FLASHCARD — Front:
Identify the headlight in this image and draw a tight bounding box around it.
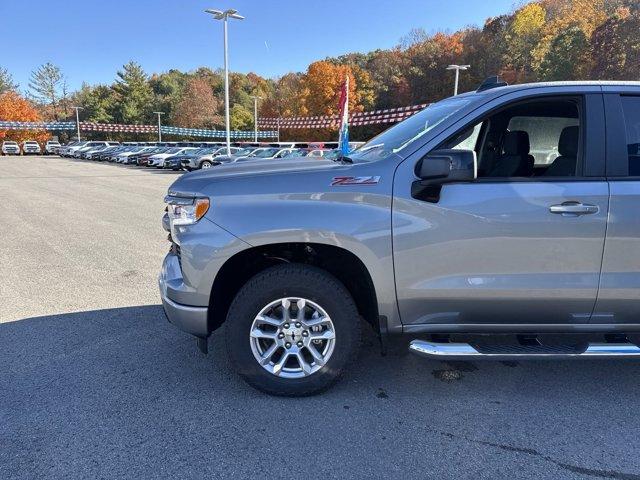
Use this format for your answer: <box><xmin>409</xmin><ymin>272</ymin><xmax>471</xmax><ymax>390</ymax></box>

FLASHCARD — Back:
<box><xmin>165</xmin><ymin>196</ymin><xmax>210</xmax><ymax>226</ymax></box>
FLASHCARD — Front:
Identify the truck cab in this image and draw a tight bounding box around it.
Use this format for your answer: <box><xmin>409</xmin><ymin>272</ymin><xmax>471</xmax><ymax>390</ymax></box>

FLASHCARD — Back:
<box><xmin>159</xmin><ymin>80</ymin><xmax>640</xmax><ymax>396</ymax></box>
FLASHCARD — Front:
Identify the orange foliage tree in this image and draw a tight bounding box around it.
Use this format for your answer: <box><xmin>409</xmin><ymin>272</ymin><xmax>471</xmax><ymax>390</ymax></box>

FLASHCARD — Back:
<box><xmin>298</xmin><ymin>61</ymin><xmax>361</xmax><ymax>117</ymax></box>
<box><xmin>0</xmin><ymin>91</ymin><xmax>49</xmax><ymax>144</ymax></box>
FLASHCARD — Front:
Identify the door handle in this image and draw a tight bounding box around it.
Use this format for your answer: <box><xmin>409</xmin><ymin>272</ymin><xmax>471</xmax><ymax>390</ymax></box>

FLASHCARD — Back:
<box><xmin>549</xmin><ymin>202</ymin><xmax>599</xmax><ymax>216</ymax></box>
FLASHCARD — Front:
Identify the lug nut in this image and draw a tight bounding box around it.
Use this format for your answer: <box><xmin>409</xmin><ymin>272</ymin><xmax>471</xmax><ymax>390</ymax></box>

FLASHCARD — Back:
<box><xmin>283</xmin><ymin>323</ymin><xmax>290</xmax><ymax>329</ymax></box>
<box><xmin>297</xmin><ymin>341</ymin><xmax>303</xmax><ymax>348</ymax></box>
<box><xmin>285</xmin><ymin>342</ymin><xmax>292</xmax><ymax>349</ymax></box>
<box><xmin>302</xmin><ymin>331</ymin><xmax>309</xmax><ymax>337</ymax></box>
<box><xmin>295</xmin><ymin>322</ymin><xmax>302</xmax><ymax>328</ymax></box>
<box><xmin>278</xmin><ymin>333</ymin><xmax>285</xmax><ymax>339</ymax></box>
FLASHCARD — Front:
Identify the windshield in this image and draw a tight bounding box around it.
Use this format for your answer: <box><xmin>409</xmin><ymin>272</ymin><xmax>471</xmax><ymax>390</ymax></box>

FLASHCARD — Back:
<box><xmin>250</xmin><ymin>148</ymin><xmax>279</xmax><ymax>158</ymax></box>
<box><xmin>234</xmin><ymin>148</ymin><xmax>256</xmax><ymax>156</ymax></box>
<box><xmin>349</xmin><ymin>96</ymin><xmax>472</xmax><ymax>162</ymax></box>
<box><xmin>165</xmin><ymin>148</ymin><xmax>181</xmax><ymax>154</ymax></box>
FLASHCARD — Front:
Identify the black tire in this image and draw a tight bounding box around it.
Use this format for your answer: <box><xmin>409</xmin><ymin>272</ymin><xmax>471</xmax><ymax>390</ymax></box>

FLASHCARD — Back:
<box><xmin>199</xmin><ymin>160</ymin><xmax>212</xmax><ymax>169</ymax></box>
<box><xmin>226</xmin><ymin>263</ymin><xmax>361</xmax><ymax>396</ymax></box>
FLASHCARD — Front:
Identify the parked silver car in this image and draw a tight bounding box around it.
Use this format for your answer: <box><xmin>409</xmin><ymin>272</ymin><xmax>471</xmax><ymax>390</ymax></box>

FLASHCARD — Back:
<box><xmin>160</xmin><ymin>80</ymin><xmax>640</xmax><ymax>396</ymax></box>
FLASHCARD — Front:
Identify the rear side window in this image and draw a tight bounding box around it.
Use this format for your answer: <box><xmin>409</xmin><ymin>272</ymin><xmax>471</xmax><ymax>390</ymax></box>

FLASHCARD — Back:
<box><xmin>508</xmin><ymin>116</ymin><xmax>579</xmax><ymax>166</ymax></box>
<box><xmin>621</xmin><ymin>96</ymin><xmax>640</xmax><ymax>176</ymax></box>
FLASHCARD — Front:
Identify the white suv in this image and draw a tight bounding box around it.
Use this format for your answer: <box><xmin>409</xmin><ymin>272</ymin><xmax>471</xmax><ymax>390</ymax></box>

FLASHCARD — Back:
<box><xmin>45</xmin><ymin>140</ymin><xmax>61</xmax><ymax>155</ymax></box>
<box><xmin>22</xmin><ymin>141</ymin><xmax>41</xmax><ymax>155</ymax></box>
<box><xmin>1</xmin><ymin>141</ymin><xmax>21</xmax><ymax>155</ymax></box>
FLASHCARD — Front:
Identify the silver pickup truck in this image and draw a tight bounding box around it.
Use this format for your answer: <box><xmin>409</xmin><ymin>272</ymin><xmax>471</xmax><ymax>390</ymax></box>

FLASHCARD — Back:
<box><xmin>160</xmin><ymin>79</ymin><xmax>640</xmax><ymax>396</ymax></box>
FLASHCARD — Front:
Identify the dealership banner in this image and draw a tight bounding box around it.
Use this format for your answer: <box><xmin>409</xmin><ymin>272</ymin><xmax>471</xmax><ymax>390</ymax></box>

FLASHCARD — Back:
<box><xmin>258</xmin><ymin>103</ymin><xmax>428</xmax><ymax>129</ymax></box>
<box><xmin>0</xmin><ymin>120</ymin><xmax>277</xmax><ymax>139</ymax></box>
<box><xmin>160</xmin><ymin>126</ymin><xmax>277</xmax><ymax>139</ymax></box>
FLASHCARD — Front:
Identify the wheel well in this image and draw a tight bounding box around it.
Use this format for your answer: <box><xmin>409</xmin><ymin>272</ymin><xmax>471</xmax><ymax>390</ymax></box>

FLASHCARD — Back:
<box><xmin>208</xmin><ymin>243</ymin><xmax>379</xmax><ymax>334</ymax></box>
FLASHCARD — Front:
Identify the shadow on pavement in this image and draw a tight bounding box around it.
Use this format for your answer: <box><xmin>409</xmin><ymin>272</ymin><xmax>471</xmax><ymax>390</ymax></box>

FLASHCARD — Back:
<box><xmin>3</xmin><ymin>305</ymin><xmax>640</xmax><ymax>479</ymax></box>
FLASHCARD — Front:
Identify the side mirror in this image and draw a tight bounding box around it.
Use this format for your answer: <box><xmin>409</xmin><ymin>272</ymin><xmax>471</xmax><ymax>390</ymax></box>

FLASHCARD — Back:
<box><xmin>416</xmin><ymin>149</ymin><xmax>477</xmax><ymax>184</ymax></box>
<box><xmin>412</xmin><ymin>149</ymin><xmax>477</xmax><ymax>203</ymax></box>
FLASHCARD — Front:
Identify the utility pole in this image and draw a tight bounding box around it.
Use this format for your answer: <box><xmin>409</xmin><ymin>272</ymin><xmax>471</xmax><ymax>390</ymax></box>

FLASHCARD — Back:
<box><xmin>153</xmin><ymin>111</ymin><xmax>165</xmax><ymax>142</ymax></box>
<box><xmin>72</xmin><ymin>106</ymin><xmax>83</xmax><ymax>141</ymax></box>
<box><xmin>205</xmin><ymin>8</ymin><xmax>244</xmax><ymax>155</ymax></box>
<box><xmin>251</xmin><ymin>95</ymin><xmax>262</xmax><ymax>142</ymax></box>
<box><xmin>446</xmin><ymin>65</ymin><xmax>470</xmax><ymax>96</ymax></box>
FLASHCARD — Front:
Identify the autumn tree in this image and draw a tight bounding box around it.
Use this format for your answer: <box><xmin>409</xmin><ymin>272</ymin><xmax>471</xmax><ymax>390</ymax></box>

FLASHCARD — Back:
<box><xmin>298</xmin><ymin>61</ymin><xmax>360</xmax><ymax>117</ymax></box>
<box><xmin>28</xmin><ymin>62</ymin><xmax>65</xmax><ymax>120</ymax></box>
<box><xmin>538</xmin><ymin>26</ymin><xmax>590</xmax><ymax>80</ymax></box>
<box><xmin>0</xmin><ymin>91</ymin><xmax>49</xmax><ymax>144</ymax></box>
<box><xmin>590</xmin><ymin>7</ymin><xmax>640</xmax><ymax>80</ymax></box>
<box><xmin>0</xmin><ymin>67</ymin><xmax>17</xmax><ymax>94</ymax></box>
<box><xmin>173</xmin><ymin>78</ymin><xmax>222</xmax><ymax>128</ymax></box>
<box><xmin>505</xmin><ymin>3</ymin><xmax>547</xmax><ymax>81</ymax></box>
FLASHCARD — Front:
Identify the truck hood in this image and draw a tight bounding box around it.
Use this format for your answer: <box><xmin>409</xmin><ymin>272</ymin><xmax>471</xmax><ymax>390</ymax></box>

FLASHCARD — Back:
<box><xmin>168</xmin><ymin>156</ymin><xmax>349</xmax><ymax>196</ymax></box>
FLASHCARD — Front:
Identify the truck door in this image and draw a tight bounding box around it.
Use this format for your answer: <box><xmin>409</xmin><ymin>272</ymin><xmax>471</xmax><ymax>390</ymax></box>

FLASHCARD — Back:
<box><xmin>392</xmin><ymin>93</ymin><xmax>608</xmax><ymax>331</ymax></box>
<box><xmin>592</xmin><ymin>91</ymin><xmax>640</xmax><ymax>324</ymax></box>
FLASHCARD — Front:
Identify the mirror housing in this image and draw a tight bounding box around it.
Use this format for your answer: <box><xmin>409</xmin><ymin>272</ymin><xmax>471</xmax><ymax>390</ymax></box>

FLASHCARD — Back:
<box><xmin>416</xmin><ymin>149</ymin><xmax>477</xmax><ymax>184</ymax></box>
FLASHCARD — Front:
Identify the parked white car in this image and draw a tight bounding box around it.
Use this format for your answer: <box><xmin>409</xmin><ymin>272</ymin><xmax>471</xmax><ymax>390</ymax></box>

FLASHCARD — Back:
<box><xmin>22</xmin><ymin>141</ymin><xmax>41</xmax><ymax>155</ymax></box>
<box><xmin>73</xmin><ymin>141</ymin><xmax>114</xmax><ymax>158</ymax></box>
<box><xmin>1</xmin><ymin>141</ymin><xmax>21</xmax><ymax>155</ymax></box>
<box><xmin>61</xmin><ymin>141</ymin><xmax>89</xmax><ymax>157</ymax></box>
<box><xmin>44</xmin><ymin>140</ymin><xmax>61</xmax><ymax>155</ymax></box>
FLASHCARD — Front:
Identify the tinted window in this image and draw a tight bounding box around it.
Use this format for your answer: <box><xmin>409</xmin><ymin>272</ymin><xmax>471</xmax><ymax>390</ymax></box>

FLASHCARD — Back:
<box><xmin>621</xmin><ymin>96</ymin><xmax>640</xmax><ymax>176</ymax></box>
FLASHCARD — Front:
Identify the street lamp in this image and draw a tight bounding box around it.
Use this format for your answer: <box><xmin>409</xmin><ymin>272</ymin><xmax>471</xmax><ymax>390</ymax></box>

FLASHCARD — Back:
<box><xmin>251</xmin><ymin>95</ymin><xmax>262</xmax><ymax>142</ymax></box>
<box><xmin>205</xmin><ymin>8</ymin><xmax>245</xmax><ymax>155</ymax></box>
<box><xmin>153</xmin><ymin>111</ymin><xmax>165</xmax><ymax>142</ymax></box>
<box><xmin>446</xmin><ymin>65</ymin><xmax>470</xmax><ymax>96</ymax></box>
<box><xmin>72</xmin><ymin>106</ymin><xmax>83</xmax><ymax>141</ymax></box>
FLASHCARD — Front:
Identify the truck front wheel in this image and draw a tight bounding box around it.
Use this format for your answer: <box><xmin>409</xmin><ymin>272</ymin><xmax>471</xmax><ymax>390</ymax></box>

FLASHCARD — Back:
<box><xmin>225</xmin><ymin>264</ymin><xmax>361</xmax><ymax>396</ymax></box>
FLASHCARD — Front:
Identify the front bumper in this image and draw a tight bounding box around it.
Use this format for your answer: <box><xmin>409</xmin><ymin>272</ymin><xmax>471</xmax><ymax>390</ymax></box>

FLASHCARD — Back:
<box><xmin>159</xmin><ymin>252</ymin><xmax>209</xmax><ymax>337</ymax></box>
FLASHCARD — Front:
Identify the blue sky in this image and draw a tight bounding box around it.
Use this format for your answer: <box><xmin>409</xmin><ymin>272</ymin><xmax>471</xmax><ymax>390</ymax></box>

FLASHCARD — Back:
<box><xmin>1</xmin><ymin>0</ymin><xmax>516</xmax><ymax>92</ymax></box>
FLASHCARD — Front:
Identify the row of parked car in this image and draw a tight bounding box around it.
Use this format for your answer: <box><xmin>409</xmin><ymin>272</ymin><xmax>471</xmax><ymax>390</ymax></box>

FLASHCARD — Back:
<box><xmin>54</xmin><ymin>140</ymin><xmax>363</xmax><ymax>171</ymax></box>
<box><xmin>1</xmin><ymin>140</ymin><xmax>61</xmax><ymax>155</ymax></box>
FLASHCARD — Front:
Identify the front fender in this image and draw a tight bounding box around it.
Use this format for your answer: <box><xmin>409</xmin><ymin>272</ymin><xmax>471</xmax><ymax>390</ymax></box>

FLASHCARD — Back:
<box><xmin>209</xmin><ymin>191</ymin><xmax>401</xmax><ymax>333</ymax></box>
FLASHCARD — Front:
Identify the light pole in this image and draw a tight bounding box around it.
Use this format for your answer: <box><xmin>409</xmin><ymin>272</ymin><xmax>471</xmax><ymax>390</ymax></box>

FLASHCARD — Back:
<box><xmin>205</xmin><ymin>8</ymin><xmax>244</xmax><ymax>155</ymax></box>
<box><xmin>153</xmin><ymin>111</ymin><xmax>165</xmax><ymax>142</ymax></box>
<box><xmin>72</xmin><ymin>106</ymin><xmax>83</xmax><ymax>141</ymax></box>
<box><xmin>251</xmin><ymin>95</ymin><xmax>262</xmax><ymax>142</ymax></box>
<box><xmin>446</xmin><ymin>65</ymin><xmax>470</xmax><ymax>96</ymax></box>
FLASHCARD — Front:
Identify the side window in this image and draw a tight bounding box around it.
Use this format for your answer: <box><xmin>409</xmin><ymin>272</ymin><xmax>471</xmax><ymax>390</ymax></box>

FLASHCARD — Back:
<box><xmin>621</xmin><ymin>96</ymin><xmax>640</xmax><ymax>176</ymax></box>
<box><xmin>438</xmin><ymin>98</ymin><xmax>581</xmax><ymax>179</ymax></box>
<box><xmin>448</xmin><ymin>122</ymin><xmax>482</xmax><ymax>151</ymax></box>
<box><xmin>507</xmin><ymin>116</ymin><xmax>578</xmax><ymax>166</ymax></box>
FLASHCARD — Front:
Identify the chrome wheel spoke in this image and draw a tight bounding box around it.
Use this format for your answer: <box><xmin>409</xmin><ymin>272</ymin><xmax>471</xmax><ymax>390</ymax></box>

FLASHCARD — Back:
<box><xmin>256</xmin><ymin>315</ymin><xmax>281</xmax><ymax>327</ymax></box>
<box><xmin>272</xmin><ymin>351</ymin><xmax>290</xmax><ymax>376</ymax></box>
<box><xmin>281</xmin><ymin>299</ymin><xmax>291</xmax><ymax>322</ymax></box>
<box><xmin>259</xmin><ymin>343</ymin><xmax>279</xmax><ymax>366</ymax></box>
<box><xmin>296</xmin><ymin>299</ymin><xmax>306</xmax><ymax>321</ymax></box>
<box><xmin>310</xmin><ymin>330</ymin><xmax>335</xmax><ymax>341</ymax></box>
<box><xmin>295</xmin><ymin>352</ymin><xmax>313</xmax><ymax>375</ymax></box>
<box><xmin>304</xmin><ymin>315</ymin><xmax>331</xmax><ymax>328</ymax></box>
<box><xmin>307</xmin><ymin>344</ymin><xmax>326</xmax><ymax>366</ymax></box>
<box><xmin>250</xmin><ymin>327</ymin><xmax>277</xmax><ymax>340</ymax></box>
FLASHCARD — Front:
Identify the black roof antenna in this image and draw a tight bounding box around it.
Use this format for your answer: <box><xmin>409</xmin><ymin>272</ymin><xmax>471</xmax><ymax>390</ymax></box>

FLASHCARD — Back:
<box><xmin>477</xmin><ymin>76</ymin><xmax>509</xmax><ymax>92</ymax></box>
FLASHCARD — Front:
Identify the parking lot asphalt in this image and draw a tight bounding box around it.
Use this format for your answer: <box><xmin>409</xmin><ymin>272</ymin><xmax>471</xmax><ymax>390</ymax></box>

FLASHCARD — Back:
<box><xmin>3</xmin><ymin>156</ymin><xmax>640</xmax><ymax>480</ymax></box>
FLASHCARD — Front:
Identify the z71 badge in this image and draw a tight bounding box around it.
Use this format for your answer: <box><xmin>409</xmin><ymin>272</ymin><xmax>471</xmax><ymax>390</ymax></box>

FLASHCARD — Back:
<box><xmin>330</xmin><ymin>176</ymin><xmax>381</xmax><ymax>186</ymax></box>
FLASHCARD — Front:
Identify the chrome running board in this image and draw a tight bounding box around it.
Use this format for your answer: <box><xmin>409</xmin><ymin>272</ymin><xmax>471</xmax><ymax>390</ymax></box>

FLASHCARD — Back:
<box><xmin>409</xmin><ymin>340</ymin><xmax>640</xmax><ymax>360</ymax></box>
